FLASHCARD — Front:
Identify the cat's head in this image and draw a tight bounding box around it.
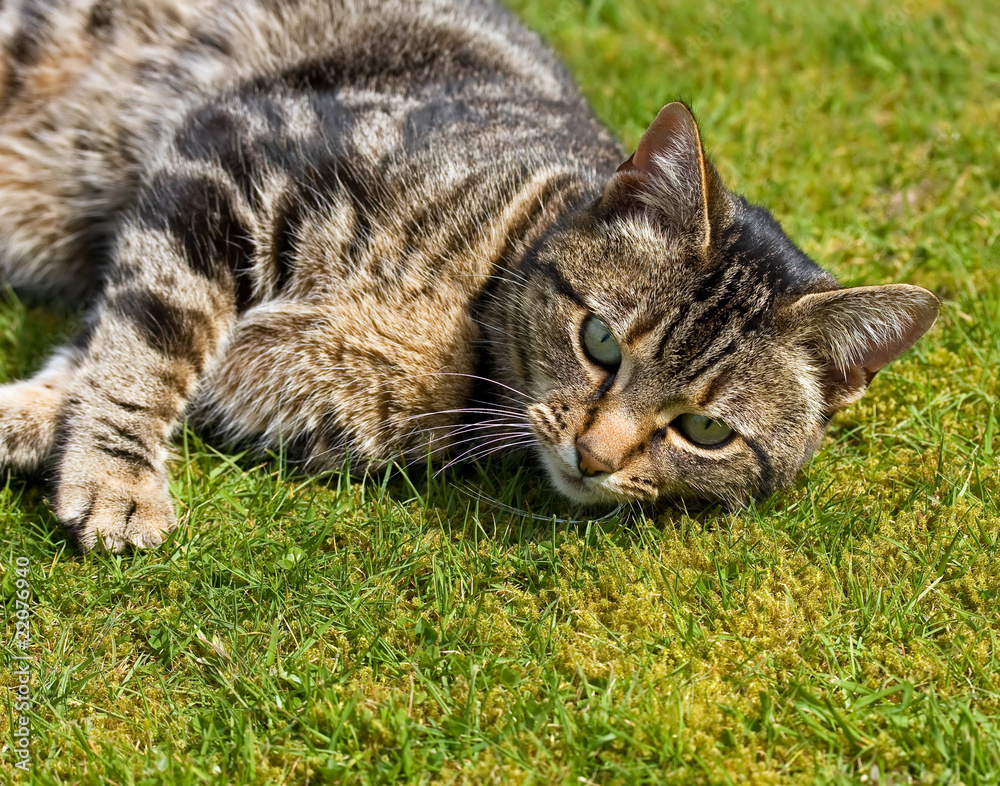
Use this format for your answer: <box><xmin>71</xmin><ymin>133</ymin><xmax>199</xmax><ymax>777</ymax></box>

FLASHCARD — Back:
<box><xmin>496</xmin><ymin>103</ymin><xmax>939</xmax><ymax>507</ymax></box>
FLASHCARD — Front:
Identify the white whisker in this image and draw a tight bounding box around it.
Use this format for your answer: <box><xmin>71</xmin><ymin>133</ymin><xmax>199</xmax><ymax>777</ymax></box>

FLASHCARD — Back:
<box><xmin>397</xmin><ymin>406</ymin><xmax>526</xmax><ymax>424</ymax></box>
<box><xmin>437</xmin><ymin>429</ymin><xmax>534</xmax><ymax>455</ymax></box>
<box><xmin>436</xmin><ymin>437</ymin><xmax>536</xmax><ymax>475</ymax></box>
<box><xmin>456</xmin><ymin>483</ymin><xmax>625</xmax><ymax>526</ymax></box>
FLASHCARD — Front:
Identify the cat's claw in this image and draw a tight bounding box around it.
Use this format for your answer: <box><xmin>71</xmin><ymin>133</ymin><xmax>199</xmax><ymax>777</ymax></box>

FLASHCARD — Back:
<box><xmin>55</xmin><ymin>473</ymin><xmax>176</xmax><ymax>552</ymax></box>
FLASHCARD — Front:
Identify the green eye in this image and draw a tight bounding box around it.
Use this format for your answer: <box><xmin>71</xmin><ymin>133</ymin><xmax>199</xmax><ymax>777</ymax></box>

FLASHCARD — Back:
<box><xmin>674</xmin><ymin>414</ymin><xmax>734</xmax><ymax>448</ymax></box>
<box><xmin>581</xmin><ymin>315</ymin><xmax>622</xmax><ymax>369</ymax></box>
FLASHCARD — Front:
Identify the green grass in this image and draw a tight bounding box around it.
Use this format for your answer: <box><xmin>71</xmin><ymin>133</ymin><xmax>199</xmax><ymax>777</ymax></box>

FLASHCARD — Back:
<box><xmin>2</xmin><ymin>0</ymin><xmax>999</xmax><ymax>782</ymax></box>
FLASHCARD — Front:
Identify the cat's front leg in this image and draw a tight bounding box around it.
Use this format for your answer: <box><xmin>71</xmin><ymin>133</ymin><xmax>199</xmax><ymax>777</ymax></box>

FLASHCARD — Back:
<box><xmin>52</xmin><ymin>172</ymin><xmax>247</xmax><ymax>551</ymax></box>
<box><xmin>54</xmin><ymin>275</ymin><xmax>235</xmax><ymax>551</ymax></box>
<box><xmin>55</xmin><ymin>323</ymin><xmax>185</xmax><ymax>552</ymax></box>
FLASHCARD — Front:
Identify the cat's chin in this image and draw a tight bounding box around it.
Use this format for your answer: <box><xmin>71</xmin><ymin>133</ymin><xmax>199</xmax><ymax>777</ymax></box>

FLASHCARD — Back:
<box><xmin>535</xmin><ymin>447</ymin><xmax>636</xmax><ymax>507</ymax></box>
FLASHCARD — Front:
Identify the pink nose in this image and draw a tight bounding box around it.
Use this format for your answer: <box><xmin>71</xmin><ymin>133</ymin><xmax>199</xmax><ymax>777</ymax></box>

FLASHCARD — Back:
<box><xmin>577</xmin><ymin>440</ymin><xmax>614</xmax><ymax>475</ymax></box>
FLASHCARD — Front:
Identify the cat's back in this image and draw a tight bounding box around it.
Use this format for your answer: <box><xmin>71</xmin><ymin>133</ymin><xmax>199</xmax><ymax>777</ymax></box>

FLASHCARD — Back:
<box><xmin>0</xmin><ymin>0</ymin><xmax>597</xmax><ymax>300</ymax></box>
<box><xmin>0</xmin><ymin>0</ymin><xmax>577</xmax><ymax>149</ymax></box>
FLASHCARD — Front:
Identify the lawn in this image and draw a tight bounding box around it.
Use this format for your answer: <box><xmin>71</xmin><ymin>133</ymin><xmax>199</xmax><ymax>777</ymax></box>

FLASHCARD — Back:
<box><xmin>2</xmin><ymin>0</ymin><xmax>999</xmax><ymax>783</ymax></box>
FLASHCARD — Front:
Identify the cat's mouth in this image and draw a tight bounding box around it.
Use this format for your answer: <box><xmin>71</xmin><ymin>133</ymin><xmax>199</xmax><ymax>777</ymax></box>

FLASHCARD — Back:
<box><xmin>536</xmin><ymin>445</ymin><xmax>635</xmax><ymax>506</ymax></box>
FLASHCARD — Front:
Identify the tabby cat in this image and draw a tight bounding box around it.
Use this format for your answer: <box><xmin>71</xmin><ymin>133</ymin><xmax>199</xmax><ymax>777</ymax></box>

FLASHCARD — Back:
<box><xmin>0</xmin><ymin>0</ymin><xmax>938</xmax><ymax>551</ymax></box>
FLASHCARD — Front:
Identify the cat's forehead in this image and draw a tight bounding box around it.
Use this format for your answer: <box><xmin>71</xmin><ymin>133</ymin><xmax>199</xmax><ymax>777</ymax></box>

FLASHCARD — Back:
<box><xmin>565</xmin><ymin>224</ymin><xmax>752</xmax><ymax>329</ymax></box>
<box><xmin>551</xmin><ymin>216</ymin><xmax>702</xmax><ymax>313</ymax></box>
<box><xmin>564</xmin><ymin>199</ymin><xmax>833</xmax><ymax>325</ymax></box>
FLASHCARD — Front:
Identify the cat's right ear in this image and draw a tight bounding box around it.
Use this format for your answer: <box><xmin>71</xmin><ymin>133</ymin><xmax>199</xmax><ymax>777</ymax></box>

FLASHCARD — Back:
<box><xmin>599</xmin><ymin>102</ymin><xmax>732</xmax><ymax>247</ymax></box>
<box><xmin>787</xmin><ymin>283</ymin><xmax>940</xmax><ymax>412</ymax></box>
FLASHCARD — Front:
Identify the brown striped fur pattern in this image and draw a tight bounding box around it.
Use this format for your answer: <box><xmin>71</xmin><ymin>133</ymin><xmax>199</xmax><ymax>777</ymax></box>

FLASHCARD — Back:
<box><xmin>0</xmin><ymin>0</ymin><xmax>939</xmax><ymax>550</ymax></box>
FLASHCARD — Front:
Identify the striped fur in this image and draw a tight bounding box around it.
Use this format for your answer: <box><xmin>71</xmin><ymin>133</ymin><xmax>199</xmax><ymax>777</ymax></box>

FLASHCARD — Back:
<box><xmin>0</xmin><ymin>0</ymin><xmax>938</xmax><ymax>550</ymax></box>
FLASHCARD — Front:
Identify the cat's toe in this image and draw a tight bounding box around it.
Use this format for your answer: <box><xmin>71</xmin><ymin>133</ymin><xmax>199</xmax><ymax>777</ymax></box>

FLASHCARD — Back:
<box><xmin>56</xmin><ymin>473</ymin><xmax>176</xmax><ymax>553</ymax></box>
<box><xmin>0</xmin><ymin>380</ymin><xmax>63</xmax><ymax>471</ymax></box>
<box><xmin>0</xmin><ymin>350</ymin><xmax>80</xmax><ymax>471</ymax></box>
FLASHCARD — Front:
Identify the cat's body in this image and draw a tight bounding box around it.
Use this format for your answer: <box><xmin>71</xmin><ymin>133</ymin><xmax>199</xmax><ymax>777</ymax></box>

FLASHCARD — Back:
<box><xmin>0</xmin><ymin>0</ymin><xmax>938</xmax><ymax>551</ymax></box>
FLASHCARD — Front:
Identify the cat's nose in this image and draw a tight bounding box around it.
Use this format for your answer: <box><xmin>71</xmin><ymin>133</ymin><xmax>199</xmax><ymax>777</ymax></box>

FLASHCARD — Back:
<box><xmin>577</xmin><ymin>439</ymin><xmax>614</xmax><ymax>476</ymax></box>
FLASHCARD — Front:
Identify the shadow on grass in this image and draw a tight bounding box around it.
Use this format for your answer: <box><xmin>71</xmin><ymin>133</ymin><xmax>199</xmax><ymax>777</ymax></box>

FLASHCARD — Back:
<box><xmin>261</xmin><ymin>441</ymin><xmax>751</xmax><ymax>551</ymax></box>
<box><xmin>0</xmin><ymin>471</ymin><xmax>75</xmax><ymax>555</ymax></box>
<box><xmin>0</xmin><ymin>287</ymin><xmax>82</xmax><ymax>382</ymax></box>
<box><xmin>172</xmin><ymin>422</ymin><xmax>798</xmax><ymax>557</ymax></box>
<box><xmin>8</xmin><ymin>418</ymin><xmax>828</xmax><ymax>567</ymax></box>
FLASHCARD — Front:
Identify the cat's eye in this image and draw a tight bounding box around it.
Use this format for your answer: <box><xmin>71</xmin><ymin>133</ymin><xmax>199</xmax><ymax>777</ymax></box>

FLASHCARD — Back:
<box><xmin>581</xmin><ymin>315</ymin><xmax>622</xmax><ymax>369</ymax></box>
<box><xmin>674</xmin><ymin>414</ymin><xmax>734</xmax><ymax>448</ymax></box>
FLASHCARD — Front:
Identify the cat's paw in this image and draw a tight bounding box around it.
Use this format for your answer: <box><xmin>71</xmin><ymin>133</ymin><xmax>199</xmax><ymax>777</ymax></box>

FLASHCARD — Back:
<box><xmin>0</xmin><ymin>379</ymin><xmax>64</xmax><ymax>471</ymax></box>
<box><xmin>0</xmin><ymin>350</ymin><xmax>80</xmax><ymax>472</ymax></box>
<box><xmin>55</xmin><ymin>471</ymin><xmax>176</xmax><ymax>552</ymax></box>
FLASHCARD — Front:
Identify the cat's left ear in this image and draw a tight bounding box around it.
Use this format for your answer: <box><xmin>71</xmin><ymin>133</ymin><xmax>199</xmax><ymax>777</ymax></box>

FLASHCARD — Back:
<box><xmin>603</xmin><ymin>102</ymin><xmax>732</xmax><ymax>246</ymax></box>
<box><xmin>788</xmin><ymin>283</ymin><xmax>940</xmax><ymax>411</ymax></box>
